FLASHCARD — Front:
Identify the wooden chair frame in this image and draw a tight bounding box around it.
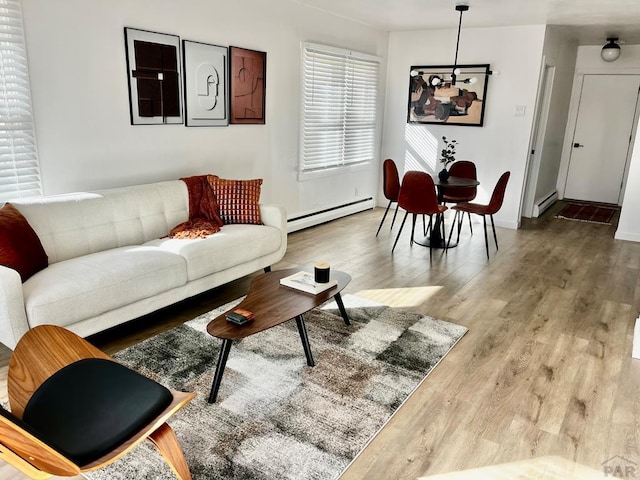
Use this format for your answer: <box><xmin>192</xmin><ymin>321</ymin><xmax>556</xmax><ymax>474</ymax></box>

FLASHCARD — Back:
<box><xmin>1</xmin><ymin>325</ymin><xmax>195</xmax><ymax>479</ymax></box>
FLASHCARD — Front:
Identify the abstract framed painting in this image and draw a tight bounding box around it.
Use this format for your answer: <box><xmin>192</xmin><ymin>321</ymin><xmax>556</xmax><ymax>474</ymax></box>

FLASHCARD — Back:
<box><xmin>229</xmin><ymin>46</ymin><xmax>266</xmax><ymax>124</ymax></box>
<box><xmin>407</xmin><ymin>64</ymin><xmax>490</xmax><ymax>127</ymax></box>
<box><xmin>182</xmin><ymin>40</ymin><xmax>229</xmax><ymax>127</ymax></box>
<box><xmin>124</xmin><ymin>27</ymin><xmax>183</xmax><ymax>125</ymax></box>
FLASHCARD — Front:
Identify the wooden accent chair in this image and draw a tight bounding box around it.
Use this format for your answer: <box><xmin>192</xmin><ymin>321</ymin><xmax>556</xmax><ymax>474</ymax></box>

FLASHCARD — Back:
<box><xmin>447</xmin><ymin>171</ymin><xmax>511</xmax><ymax>259</ymax></box>
<box><xmin>376</xmin><ymin>159</ymin><xmax>401</xmax><ymax>236</ymax></box>
<box><xmin>392</xmin><ymin>171</ymin><xmax>447</xmax><ymax>261</ymax></box>
<box><xmin>441</xmin><ymin>161</ymin><xmax>477</xmax><ymax>234</ymax></box>
<box><xmin>0</xmin><ymin>325</ymin><xmax>195</xmax><ymax>479</ymax></box>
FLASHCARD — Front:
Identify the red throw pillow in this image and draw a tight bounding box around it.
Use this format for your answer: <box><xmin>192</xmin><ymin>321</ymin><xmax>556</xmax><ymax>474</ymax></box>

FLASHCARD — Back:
<box><xmin>0</xmin><ymin>203</ymin><xmax>48</xmax><ymax>282</ymax></box>
<box><xmin>207</xmin><ymin>176</ymin><xmax>263</xmax><ymax>225</ymax></box>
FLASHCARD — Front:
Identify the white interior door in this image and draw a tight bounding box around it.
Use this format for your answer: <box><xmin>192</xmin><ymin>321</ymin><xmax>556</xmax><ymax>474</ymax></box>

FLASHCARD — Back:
<box><xmin>564</xmin><ymin>74</ymin><xmax>640</xmax><ymax>205</ymax></box>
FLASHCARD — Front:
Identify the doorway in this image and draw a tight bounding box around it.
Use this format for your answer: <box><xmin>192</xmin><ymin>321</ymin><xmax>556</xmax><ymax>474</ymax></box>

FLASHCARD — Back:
<box><xmin>564</xmin><ymin>74</ymin><xmax>640</xmax><ymax>205</ymax></box>
<box><xmin>523</xmin><ymin>63</ymin><xmax>555</xmax><ymax>217</ymax></box>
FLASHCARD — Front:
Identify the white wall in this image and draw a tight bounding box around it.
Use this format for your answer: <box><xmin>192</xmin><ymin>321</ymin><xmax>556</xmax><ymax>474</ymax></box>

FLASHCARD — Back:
<box><xmin>21</xmin><ymin>0</ymin><xmax>388</xmax><ymax>220</ymax></box>
<box><xmin>382</xmin><ymin>25</ymin><xmax>546</xmax><ymax>229</ymax></box>
<box><xmin>617</xmin><ymin>129</ymin><xmax>640</xmax><ymax>242</ymax></box>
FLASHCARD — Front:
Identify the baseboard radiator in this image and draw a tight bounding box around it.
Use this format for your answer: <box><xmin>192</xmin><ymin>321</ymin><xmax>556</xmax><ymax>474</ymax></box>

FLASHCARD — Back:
<box><xmin>533</xmin><ymin>190</ymin><xmax>558</xmax><ymax>217</ymax></box>
<box><xmin>287</xmin><ymin>197</ymin><xmax>375</xmax><ymax>233</ymax></box>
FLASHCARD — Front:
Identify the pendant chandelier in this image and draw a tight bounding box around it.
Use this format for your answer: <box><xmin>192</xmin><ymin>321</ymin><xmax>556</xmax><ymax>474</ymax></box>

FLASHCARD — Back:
<box><xmin>409</xmin><ymin>1</ymin><xmax>496</xmax><ymax>87</ymax></box>
<box><xmin>450</xmin><ymin>1</ymin><xmax>469</xmax><ymax>85</ymax></box>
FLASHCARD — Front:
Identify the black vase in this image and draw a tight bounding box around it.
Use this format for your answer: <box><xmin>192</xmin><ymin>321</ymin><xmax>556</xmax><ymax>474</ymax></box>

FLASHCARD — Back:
<box><xmin>438</xmin><ymin>168</ymin><xmax>450</xmax><ymax>182</ymax></box>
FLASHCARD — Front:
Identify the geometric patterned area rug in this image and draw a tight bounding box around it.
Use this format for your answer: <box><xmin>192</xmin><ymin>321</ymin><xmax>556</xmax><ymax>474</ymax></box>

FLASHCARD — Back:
<box><xmin>555</xmin><ymin>201</ymin><xmax>619</xmax><ymax>225</ymax></box>
<box><xmin>84</xmin><ymin>295</ymin><xmax>467</xmax><ymax>480</ymax></box>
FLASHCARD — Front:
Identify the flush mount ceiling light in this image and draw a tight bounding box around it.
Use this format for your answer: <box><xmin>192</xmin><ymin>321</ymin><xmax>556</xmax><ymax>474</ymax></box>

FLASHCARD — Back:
<box><xmin>601</xmin><ymin>37</ymin><xmax>621</xmax><ymax>62</ymax></box>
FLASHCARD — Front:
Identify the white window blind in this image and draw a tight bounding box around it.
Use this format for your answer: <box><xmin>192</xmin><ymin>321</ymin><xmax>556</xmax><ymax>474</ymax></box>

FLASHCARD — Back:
<box><xmin>0</xmin><ymin>0</ymin><xmax>41</xmax><ymax>202</ymax></box>
<box><xmin>300</xmin><ymin>42</ymin><xmax>379</xmax><ymax>173</ymax></box>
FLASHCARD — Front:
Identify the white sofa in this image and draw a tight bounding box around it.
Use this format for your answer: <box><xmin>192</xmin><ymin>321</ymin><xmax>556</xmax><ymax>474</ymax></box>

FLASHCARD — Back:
<box><xmin>0</xmin><ymin>180</ymin><xmax>287</xmax><ymax>350</ymax></box>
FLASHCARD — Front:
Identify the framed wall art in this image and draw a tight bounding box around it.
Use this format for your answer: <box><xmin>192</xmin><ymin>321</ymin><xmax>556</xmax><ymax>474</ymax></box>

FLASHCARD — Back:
<box><xmin>229</xmin><ymin>46</ymin><xmax>266</xmax><ymax>124</ymax></box>
<box><xmin>124</xmin><ymin>27</ymin><xmax>183</xmax><ymax>125</ymax></box>
<box><xmin>183</xmin><ymin>40</ymin><xmax>229</xmax><ymax>127</ymax></box>
<box><xmin>407</xmin><ymin>64</ymin><xmax>490</xmax><ymax>127</ymax></box>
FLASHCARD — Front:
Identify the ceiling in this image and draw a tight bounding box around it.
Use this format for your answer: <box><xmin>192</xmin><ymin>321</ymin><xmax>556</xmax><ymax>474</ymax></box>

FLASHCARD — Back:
<box><xmin>291</xmin><ymin>0</ymin><xmax>640</xmax><ymax>45</ymax></box>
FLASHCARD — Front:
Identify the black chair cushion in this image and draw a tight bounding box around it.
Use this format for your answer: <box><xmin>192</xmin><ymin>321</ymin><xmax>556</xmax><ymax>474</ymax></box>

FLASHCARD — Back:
<box><xmin>23</xmin><ymin>358</ymin><xmax>172</xmax><ymax>467</ymax></box>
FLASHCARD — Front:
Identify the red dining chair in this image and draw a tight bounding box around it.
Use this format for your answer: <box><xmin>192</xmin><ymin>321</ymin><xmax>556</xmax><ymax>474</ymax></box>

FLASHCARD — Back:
<box><xmin>447</xmin><ymin>171</ymin><xmax>510</xmax><ymax>259</ymax></box>
<box><xmin>392</xmin><ymin>171</ymin><xmax>447</xmax><ymax>262</ymax></box>
<box><xmin>376</xmin><ymin>159</ymin><xmax>401</xmax><ymax>236</ymax></box>
<box><xmin>441</xmin><ymin>161</ymin><xmax>477</xmax><ymax>234</ymax></box>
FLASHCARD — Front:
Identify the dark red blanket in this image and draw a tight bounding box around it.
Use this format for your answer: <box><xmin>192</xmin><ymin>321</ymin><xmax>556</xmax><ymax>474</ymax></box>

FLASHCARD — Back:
<box><xmin>168</xmin><ymin>175</ymin><xmax>223</xmax><ymax>239</ymax></box>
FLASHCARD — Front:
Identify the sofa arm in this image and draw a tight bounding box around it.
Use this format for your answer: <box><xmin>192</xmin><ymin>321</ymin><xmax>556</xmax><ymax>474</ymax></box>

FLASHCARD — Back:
<box><xmin>260</xmin><ymin>203</ymin><xmax>287</xmax><ymax>258</ymax></box>
<box><xmin>260</xmin><ymin>203</ymin><xmax>286</xmax><ymax>231</ymax></box>
<box><xmin>0</xmin><ymin>266</ymin><xmax>30</xmax><ymax>350</ymax></box>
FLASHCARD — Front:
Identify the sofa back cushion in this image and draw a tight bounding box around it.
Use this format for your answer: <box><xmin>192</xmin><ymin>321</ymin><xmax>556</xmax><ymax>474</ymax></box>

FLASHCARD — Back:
<box><xmin>10</xmin><ymin>181</ymin><xmax>189</xmax><ymax>264</ymax></box>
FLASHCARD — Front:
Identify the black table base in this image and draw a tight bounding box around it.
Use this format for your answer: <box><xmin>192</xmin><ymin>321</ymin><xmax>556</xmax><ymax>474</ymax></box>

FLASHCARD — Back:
<box><xmin>412</xmin><ymin>213</ymin><xmax>456</xmax><ymax>249</ymax></box>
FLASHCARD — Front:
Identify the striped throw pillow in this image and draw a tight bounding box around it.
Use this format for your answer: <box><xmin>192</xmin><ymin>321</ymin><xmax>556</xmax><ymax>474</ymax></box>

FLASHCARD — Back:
<box><xmin>207</xmin><ymin>176</ymin><xmax>263</xmax><ymax>225</ymax></box>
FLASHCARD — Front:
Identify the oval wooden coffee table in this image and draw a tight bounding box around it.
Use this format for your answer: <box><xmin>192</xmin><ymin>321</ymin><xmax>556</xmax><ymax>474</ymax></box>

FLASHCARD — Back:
<box><xmin>206</xmin><ymin>267</ymin><xmax>351</xmax><ymax>403</ymax></box>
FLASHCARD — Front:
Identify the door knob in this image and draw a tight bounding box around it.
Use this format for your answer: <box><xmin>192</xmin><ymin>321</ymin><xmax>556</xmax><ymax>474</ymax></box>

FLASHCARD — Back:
<box><xmin>573</xmin><ymin>142</ymin><xmax>584</xmax><ymax>148</ymax></box>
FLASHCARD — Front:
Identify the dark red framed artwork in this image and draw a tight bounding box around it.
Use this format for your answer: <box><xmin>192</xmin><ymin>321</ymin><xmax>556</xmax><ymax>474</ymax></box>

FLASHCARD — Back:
<box><xmin>229</xmin><ymin>47</ymin><xmax>266</xmax><ymax>124</ymax></box>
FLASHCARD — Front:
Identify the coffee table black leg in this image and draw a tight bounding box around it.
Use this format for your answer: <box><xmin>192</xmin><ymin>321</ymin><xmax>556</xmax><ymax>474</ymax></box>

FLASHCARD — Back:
<box><xmin>295</xmin><ymin>315</ymin><xmax>315</xmax><ymax>367</ymax></box>
<box><xmin>208</xmin><ymin>338</ymin><xmax>233</xmax><ymax>404</ymax></box>
<box><xmin>334</xmin><ymin>292</ymin><xmax>351</xmax><ymax>326</ymax></box>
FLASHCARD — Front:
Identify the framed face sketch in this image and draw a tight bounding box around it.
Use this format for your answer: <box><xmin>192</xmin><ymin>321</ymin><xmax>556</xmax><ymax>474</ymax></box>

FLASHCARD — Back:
<box><xmin>407</xmin><ymin>64</ymin><xmax>490</xmax><ymax>127</ymax></box>
<box><xmin>229</xmin><ymin>47</ymin><xmax>266</xmax><ymax>124</ymax></box>
<box><xmin>124</xmin><ymin>27</ymin><xmax>183</xmax><ymax>125</ymax></box>
<box><xmin>182</xmin><ymin>40</ymin><xmax>229</xmax><ymax>127</ymax></box>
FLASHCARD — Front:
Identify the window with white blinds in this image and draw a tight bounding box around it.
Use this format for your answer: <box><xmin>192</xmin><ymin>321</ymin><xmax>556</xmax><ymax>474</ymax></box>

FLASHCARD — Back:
<box><xmin>300</xmin><ymin>42</ymin><xmax>379</xmax><ymax>174</ymax></box>
<box><xmin>0</xmin><ymin>0</ymin><xmax>41</xmax><ymax>202</ymax></box>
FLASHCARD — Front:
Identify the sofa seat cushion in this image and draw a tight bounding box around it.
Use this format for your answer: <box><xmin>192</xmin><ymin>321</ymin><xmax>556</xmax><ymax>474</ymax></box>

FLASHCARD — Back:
<box><xmin>145</xmin><ymin>224</ymin><xmax>282</xmax><ymax>281</ymax></box>
<box><xmin>23</xmin><ymin>246</ymin><xmax>187</xmax><ymax>328</ymax></box>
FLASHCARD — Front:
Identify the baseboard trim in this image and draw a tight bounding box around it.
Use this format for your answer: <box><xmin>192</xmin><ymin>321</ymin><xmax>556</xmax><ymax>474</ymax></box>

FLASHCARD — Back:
<box><xmin>287</xmin><ymin>197</ymin><xmax>375</xmax><ymax>233</ymax></box>
<box><xmin>494</xmin><ymin>219</ymin><xmax>519</xmax><ymax>230</ymax></box>
<box><xmin>533</xmin><ymin>190</ymin><xmax>557</xmax><ymax>217</ymax></box>
<box><xmin>614</xmin><ymin>229</ymin><xmax>640</xmax><ymax>243</ymax></box>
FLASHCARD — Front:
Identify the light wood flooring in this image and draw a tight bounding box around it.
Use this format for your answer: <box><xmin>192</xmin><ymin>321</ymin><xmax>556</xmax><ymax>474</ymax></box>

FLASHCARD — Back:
<box><xmin>1</xmin><ymin>202</ymin><xmax>639</xmax><ymax>479</ymax></box>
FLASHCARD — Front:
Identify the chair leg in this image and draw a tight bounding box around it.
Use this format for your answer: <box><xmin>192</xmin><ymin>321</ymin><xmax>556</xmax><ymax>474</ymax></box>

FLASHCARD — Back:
<box><xmin>482</xmin><ymin>215</ymin><xmax>490</xmax><ymax>259</ymax></box>
<box><xmin>467</xmin><ymin>212</ymin><xmax>473</xmax><ymax>235</ymax></box>
<box><xmin>376</xmin><ymin>200</ymin><xmax>393</xmax><ymax>236</ymax></box>
<box><xmin>410</xmin><ymin>213</ymin><xmax>417</xmax><ymax>246</ymax></box>
<box><xmin>422</xmin><ymin>214</ymin><xmax>427</xmax><ymax>236</ymax></box>
<box><xmin>490</xmin><ymin>214</ymin><xmax>499</xmax><ymax>250</ymax></box>
<box><xmin>456</xmin><ymin>211</ymin><xmax>464</xmax><ymax>244</ymax></box>
<box><xmin>390</xmin><ymin>203</ymin><xmax>400</xmax><ymax>230</ymax></box>
<box><xmin>446</xmin><ymin>210</ymin><xmax>459</xmax><ymax>250</ymax></box>
<box><xmin>148</xmin><ymin>423</ymin><xmax>193</xmax><ymax>480</ymax></box>
<box><xmin>428</xmin><ymin>215</ymin><xmax>434</xmax><ymax>263</ymax></box>
<box><xmin>392</xmin><ymin>212</ymin><xmax>409</xmax><ymax>252</ymax></box>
